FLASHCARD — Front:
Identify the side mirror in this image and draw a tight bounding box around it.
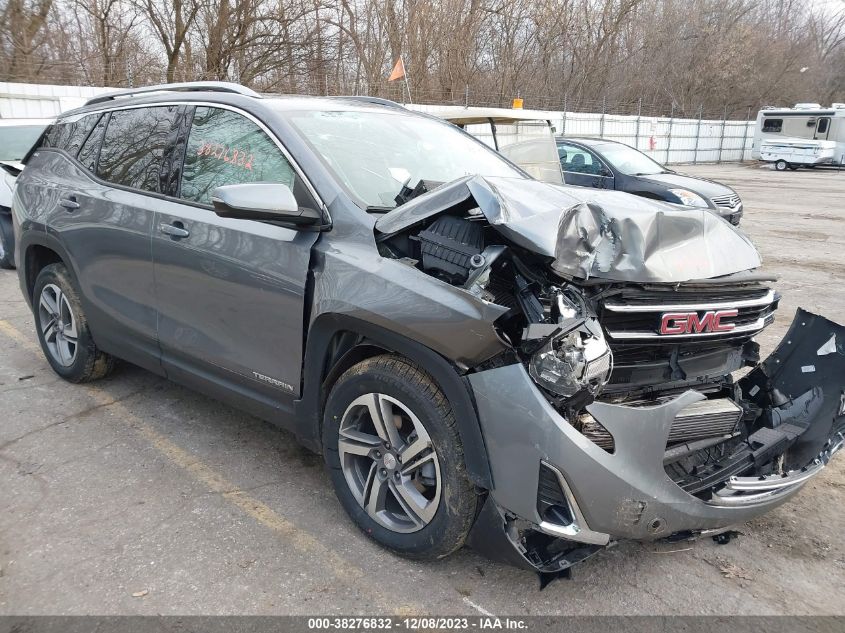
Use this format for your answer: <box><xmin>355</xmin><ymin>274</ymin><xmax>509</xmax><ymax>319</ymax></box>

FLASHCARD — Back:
<box><xmin>211</xmin><ymin>183</ymin><xmax>321</xmax><ymax>225</ymax></box>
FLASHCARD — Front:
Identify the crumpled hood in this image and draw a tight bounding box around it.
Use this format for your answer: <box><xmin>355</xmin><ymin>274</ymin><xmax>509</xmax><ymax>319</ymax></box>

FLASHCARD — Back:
<box><xmin>375</xmin><ymin>175</ymin><xmax>761</xmax><ymax>283</ymax></box>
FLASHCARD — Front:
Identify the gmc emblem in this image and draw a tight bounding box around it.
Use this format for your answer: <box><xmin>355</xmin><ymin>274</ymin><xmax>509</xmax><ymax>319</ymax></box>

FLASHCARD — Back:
<box><xmin>660</xmin><ymin>309</ymin><xmax>738</xmax><ymax>335</ymax></box>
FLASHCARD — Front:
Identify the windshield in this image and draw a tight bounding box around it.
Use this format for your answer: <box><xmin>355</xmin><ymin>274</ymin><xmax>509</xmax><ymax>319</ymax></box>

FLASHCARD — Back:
<box><xmin>285</xmin><ymin>109</ymin><xmax>523</xmax><ymax>209</ymax></box>
<box><xmin>0</xmin><ymin>125</ymin><xmax>47</xmax><ymax>162</ymax></box>
<box><xmin>597</xmin><ymin>142</ymin><xmax>666</xmax><ymax>176</ymax></box>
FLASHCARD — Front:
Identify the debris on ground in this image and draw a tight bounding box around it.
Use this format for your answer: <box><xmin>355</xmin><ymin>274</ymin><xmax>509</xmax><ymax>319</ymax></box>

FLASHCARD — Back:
<box><xmin>708</xmin><ymin>557</ymin><xmax>753</xmax><ymax>581</ymax></box>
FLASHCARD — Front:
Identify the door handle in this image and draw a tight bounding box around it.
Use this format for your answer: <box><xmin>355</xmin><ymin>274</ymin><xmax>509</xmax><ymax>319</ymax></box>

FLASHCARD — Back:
<box><xmin>58</xmin><ymin>196</ymin><xmax>80</xmax><ymax>211</ymax></box>
<box><xmin>159</xmin><ymin>222</ymin><xmax>190</xmax><ymax>239</ymax></box>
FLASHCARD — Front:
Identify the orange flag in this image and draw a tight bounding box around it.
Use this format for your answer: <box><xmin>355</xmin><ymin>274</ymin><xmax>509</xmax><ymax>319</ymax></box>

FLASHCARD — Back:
<box><xmin>388</xmin><ymin>57</ymin><xmax>406</xmax><ymax>82</ymax></box>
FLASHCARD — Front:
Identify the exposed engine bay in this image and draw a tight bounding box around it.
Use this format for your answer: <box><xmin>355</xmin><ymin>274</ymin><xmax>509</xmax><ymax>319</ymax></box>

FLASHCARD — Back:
<box><xmin>375</xmin><ymin>175</ymin><xmax>844</xmax><ymax>575</ymax></box>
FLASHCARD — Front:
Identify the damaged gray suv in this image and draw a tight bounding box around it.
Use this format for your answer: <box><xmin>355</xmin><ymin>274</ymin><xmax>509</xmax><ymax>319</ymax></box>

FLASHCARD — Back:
<box><xmin>12</xmin><ymin>82</ymin><xmax>845</xmax><ymax>579</ymax></box>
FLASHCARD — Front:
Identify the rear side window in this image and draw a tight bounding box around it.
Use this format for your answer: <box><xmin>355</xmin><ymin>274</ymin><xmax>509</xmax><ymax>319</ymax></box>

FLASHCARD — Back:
<box><xmin>762</xmin><ymin>118</ymin><xmax>782</xmax><ymax>133</ymax></box>
<box><xmin>77</xmin><ymin>114</ymin><xmax>107</xmax><ymax>172</ymax></box>
<box><xmin>817</xmin><ymin>118</ymin><xmax>829</xmax><ymax>134</ymax></box>
<box><xmin>180</xmin><ymin>106</ymin><xmax>295</xmax><ymax>205</ymax></box>
<box><xmin>43</xmin><ymin>114</ymin><xmax>100</xmax><ymax>155</ymax></box>
<box><xmin>97</xmin><ymin>106</ymin><xmax>182</xmax><ymax>193</ymax></box>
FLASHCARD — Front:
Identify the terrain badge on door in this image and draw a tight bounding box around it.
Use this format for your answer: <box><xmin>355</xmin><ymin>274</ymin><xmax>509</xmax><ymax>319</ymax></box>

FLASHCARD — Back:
<box><xmin>252</xmin><ymin>371</ymin><xmax>295</xmax><ymax>393</ymax></box>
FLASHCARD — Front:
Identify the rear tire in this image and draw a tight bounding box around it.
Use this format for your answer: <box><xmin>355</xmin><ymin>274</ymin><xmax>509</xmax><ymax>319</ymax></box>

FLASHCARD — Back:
<box><xmin>788</xmin><ymin>164</ymin><xmax>799</xmax><ymax>171</ymax></box>
<box><xmin>323</xmin><ymin>354</ymin><xmax>478</xmax><ymax>560</ymax></box>
<box><xmin>0</xmin><ymin>212</ymin><xmax>14</xmax><ymax>269</ymax></box>
<box><xmin>33</xmin><ymin>263</ymin><xmax>115</xmax><ymax>382</ymax></box>
<box><xmin>774</xmin><ymin>159</ymin><xmax>788</xmax><ymax>171</ymax></box>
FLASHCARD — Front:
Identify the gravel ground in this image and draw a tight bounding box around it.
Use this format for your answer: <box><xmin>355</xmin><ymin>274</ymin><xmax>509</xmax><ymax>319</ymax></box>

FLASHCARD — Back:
<box><xmin>1</xmin><ymin>163</ymin><xmax>844</xmax><ymax>615</ymax></box>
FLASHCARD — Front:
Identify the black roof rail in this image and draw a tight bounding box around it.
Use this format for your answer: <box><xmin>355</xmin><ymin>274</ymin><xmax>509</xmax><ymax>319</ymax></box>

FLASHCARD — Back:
<box><xmin>333</xmin><ymin>96</ymin><xmax>405</xmax><ymax>109</ymax></box>
<box><xmin>84</xmin><ymin>81</ymin><xmax>261</xmax><ymax>106</ymax></box>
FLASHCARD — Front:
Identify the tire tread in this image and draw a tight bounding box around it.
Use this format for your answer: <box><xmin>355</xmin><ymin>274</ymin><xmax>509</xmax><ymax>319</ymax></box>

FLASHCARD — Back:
<box><xmin>326</xmin><ymin>354</ymin><xmax>479</xmax><ymax>560</ymax></box>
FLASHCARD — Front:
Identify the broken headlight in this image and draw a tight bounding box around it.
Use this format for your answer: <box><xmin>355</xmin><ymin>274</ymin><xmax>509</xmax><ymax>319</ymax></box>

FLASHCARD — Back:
<box><xmin>529</xmin><ymin>322</ymin><xmax>613</xmax><ymax>398</ymax></box>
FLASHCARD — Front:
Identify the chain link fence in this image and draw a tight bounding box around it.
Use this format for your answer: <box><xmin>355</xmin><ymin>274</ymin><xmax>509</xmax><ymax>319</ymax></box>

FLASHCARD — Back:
<box><xmin>1</xmin><ymin>78</ymin><xmax>757</xmax><ymax>164</ymax></box>
<box><xmin>411</xmin><ymin>103</ymin><xmax>756</xmax><ymax>165</ymax></box>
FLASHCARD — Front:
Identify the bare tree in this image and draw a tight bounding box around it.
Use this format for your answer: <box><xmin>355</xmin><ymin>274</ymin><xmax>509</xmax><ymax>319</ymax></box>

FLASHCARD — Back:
<box><xmin>1</xmin><ymin>0</ymin><xmax>842</xmax><ymax>116</ymax></box>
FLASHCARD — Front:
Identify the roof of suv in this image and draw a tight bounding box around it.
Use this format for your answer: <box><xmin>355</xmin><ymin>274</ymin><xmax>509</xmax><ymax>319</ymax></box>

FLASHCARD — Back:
<box><xmin>67</xmin><ymin>82</ymin><xmax>406</xmax><ymax>118</ymax></box>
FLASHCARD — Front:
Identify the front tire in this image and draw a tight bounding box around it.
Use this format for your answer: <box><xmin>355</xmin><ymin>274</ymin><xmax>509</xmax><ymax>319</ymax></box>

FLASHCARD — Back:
<box><xmin>0</xmin><ymin>212</ymin><xmax>14</xmax><ymax>269</ymax></box>
<box><xmin>323</xmin><ymin>355</ymin><xmax>478</xmax><ymax>560</ymax></box>
<box><xmin>774</xmin><ymin>159</ymin><xmax>788</xmax><ymax>171</ymax></box>
<box><xmin>33</xmin><ymin>263</ymin><xmax>115</xmax><ymax>382</ymax></box>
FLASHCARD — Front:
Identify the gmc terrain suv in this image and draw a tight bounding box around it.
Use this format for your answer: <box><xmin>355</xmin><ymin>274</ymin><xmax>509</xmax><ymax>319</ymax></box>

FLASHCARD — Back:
<box><xmin>12</xmin><ymin>82</ymin><xmax>845</xmax><ymax>579</ymax></box>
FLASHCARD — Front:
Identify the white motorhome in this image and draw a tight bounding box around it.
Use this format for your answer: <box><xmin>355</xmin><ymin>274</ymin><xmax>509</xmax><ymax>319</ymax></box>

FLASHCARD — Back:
<box><xmin>751</xmin><ymin>103</ymin><xmax>845</xmax><ymax>168</ymax></box>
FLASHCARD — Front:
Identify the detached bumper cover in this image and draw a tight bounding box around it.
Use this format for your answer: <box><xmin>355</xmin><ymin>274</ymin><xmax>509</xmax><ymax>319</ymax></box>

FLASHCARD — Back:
<box><xmin>467</xmin><ymin>309</ymin><xmax>844</xmax><ymax>567</ymax></box>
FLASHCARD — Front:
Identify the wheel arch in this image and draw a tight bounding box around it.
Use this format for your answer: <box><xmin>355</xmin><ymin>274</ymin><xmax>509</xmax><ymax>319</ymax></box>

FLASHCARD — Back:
<box><xmin>18</xmin><ymin>232</ymin><xmax>77</xmax><ymax>307</ymax></box>
<box><xmin>294</xmin><ymin>313</ymin><xmax>493</xmax><ymax>489</ymax></box>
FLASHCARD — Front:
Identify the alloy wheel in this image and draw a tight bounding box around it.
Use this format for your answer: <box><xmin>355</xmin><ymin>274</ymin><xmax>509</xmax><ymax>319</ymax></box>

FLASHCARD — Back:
<box><xmin>338</xmin><ymin>392</ymin><xmax>442</xmax><ymax>533</ymax></box>
<box><xmin>38</xmin><ymin>283</ymin><xmax>79</xmax><ymax>367</ymax></box>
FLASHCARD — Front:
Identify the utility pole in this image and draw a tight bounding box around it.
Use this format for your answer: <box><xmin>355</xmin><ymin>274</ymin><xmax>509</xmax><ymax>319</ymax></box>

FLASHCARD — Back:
<box><xmin>666</xmin><ymin>103</ymin><xmax>674</xmax><ymax>164</ymax></box>
<box><xmin>717</xmin><ymin>105</ymin><xmax>728</xmax><ymax>163</ymax></box>
<box><xmin>740</xmin><ymin>107</ymin><xmax>752</xmax><ymax>162</ymax></box>
<box><xmin>635</xmin><ymin>98</ymin><xmax>642</xmax><ymax>150</ymax></box>
<box><xmin>599</xmin><ymin>96</ymin><xmax>606</xmax><ymax>138</ymax></box>
<box><xmin>693</xmin><ymin>105</ymin><xmax>703</xmax><ymax>164</ymax></box>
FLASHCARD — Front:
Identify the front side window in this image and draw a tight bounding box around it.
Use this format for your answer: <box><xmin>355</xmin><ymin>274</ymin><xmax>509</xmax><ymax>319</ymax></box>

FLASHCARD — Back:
<box><xmin>97</xmin><ymin>106</ymin><xmax>182</xmax><ymax>193</ymax></box>
<box><xmin>283</xmin><ymin>109</ymin><xmax>523</xmax><ymax>209</ymax></box>
<box><xmin>180</xmin><ymin>107</ymin><xmax>295</xmax><ymax>205</ymax></box>
<box><xmin>762</xmin><ymin>118</ymin><xmax>782</xmax><ymax>133</ymax></box>
<box><xmin>593</xmin><ymin>142</ymin><xmax>665</xmax><ymax>176</ymax></box>
<box><xmin>557</xmin><ymin>143</ymin><xmax>605</xmax><ymax>176</ymax></box>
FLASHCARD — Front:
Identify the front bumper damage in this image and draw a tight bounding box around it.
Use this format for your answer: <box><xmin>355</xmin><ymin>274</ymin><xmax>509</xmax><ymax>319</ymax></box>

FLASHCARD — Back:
<box><xmin>466</xmin><ymin>309</ymin><xmax>845</xmax><ymax>574</ymax></box>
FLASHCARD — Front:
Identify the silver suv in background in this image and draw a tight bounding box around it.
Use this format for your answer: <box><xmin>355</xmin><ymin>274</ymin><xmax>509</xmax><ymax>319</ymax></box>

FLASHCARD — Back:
<box><xmin>11</xmin><ymin>83</ymin><xmax>844</xmax><ymax>580</ymax></box>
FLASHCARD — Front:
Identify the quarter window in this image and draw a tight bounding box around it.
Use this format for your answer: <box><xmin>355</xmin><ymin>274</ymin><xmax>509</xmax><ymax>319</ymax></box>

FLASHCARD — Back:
<box><xmin>43</xmin><ymin>114</ymin><xmax>101</xmax><ymax>155</ymax></box>
<box><xmin>180</xmin><ymin>107</ymin><xmax>295</xmax><ymax>205</ymax></box>
<box><xmin>76</xmin><ymin>114</ymin><xmax>106</xmax><ymax>172</ymax></box>
<box><xmin>762</xmin><ymin>118</ymin><xmax>782</xmax><ymax>133</ymax></box>
<box><xmin>97</xmin><ymin>106</ymin><xmax>182</xmax><ymax>193</ymax></box>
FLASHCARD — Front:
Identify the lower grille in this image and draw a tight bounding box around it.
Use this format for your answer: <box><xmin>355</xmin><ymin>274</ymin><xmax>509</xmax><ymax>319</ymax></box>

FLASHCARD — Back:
<box><xmin>669</xmin><ymin>398</ymin><xmax>742</xmax><ymax>444</ymax></box>
<box><xmin>579</xmin><ymin>397</ymin><xmax>743</xmax><ymax>451</ymax></box>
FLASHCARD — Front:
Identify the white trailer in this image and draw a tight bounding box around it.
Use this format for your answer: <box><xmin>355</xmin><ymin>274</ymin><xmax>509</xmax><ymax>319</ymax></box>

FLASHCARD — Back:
<box><xmin>751</xmin><ymin>103</ymin><xmax>845</xmax><ymax>167</ymax></box>
<box><xmin>759</xmin><ymin>137</ymin><xmax>838</xmax><ymax>171</ymax></box>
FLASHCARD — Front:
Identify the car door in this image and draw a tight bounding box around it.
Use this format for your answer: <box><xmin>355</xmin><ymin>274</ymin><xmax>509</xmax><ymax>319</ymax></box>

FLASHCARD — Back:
<box><xmin>557</xmin><ymin>142</ymin><xmax>613</xmax><ymax>189</ymax></box>
<box><xmin>151</xmin><ymin>104</ymin><xmax>321</xmax><ymax>410</ymax></box>
<box><xmin>42</xmin><ymin>106</ymin><xmax>185</xmax><ymax>374</ymax></box>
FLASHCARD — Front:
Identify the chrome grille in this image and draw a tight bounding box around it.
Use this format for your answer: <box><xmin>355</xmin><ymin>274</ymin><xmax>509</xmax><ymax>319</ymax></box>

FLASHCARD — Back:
<box><xmin>710</xmin><ymin>193</ymin><xmax>741</xmax><ymax>208</ymax></box>
<box><xmin>602</xmin><ymin>288</ymin><xmax>777</xmax><ymax>340</ymax></box>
